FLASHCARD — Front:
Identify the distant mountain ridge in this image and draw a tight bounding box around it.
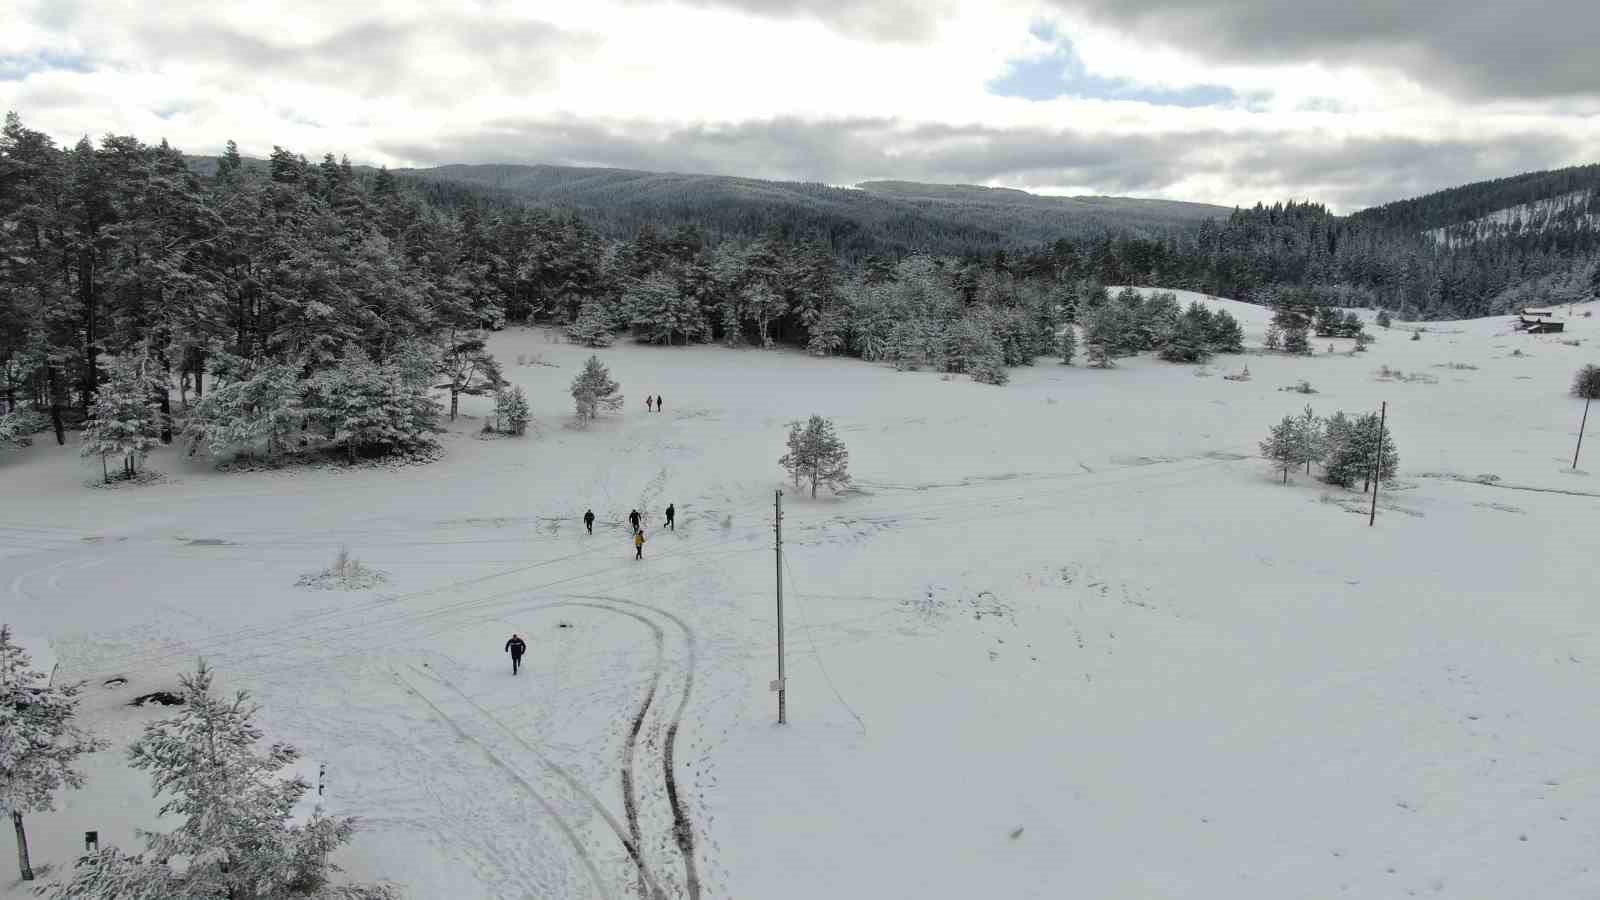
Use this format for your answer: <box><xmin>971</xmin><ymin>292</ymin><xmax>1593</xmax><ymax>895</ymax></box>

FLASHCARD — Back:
<box><xmin>393</xmin><ymin>162</ymin><xmax>1231</xmax><ymax>259</ymax></box>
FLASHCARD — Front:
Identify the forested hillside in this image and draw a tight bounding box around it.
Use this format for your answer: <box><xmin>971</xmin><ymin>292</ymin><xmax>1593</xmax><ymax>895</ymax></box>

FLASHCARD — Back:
<box><xmin>395</xmin><ymin>163</ymin><xmax>1228</xmax><ymax>259</ymax></box>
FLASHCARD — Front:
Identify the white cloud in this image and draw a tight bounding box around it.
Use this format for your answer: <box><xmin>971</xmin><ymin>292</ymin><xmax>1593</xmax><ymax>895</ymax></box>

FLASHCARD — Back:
<box><xmin>3</xmin><ymin>0</ymin><xmax>1596</xmax><ymax>211</ymax></box>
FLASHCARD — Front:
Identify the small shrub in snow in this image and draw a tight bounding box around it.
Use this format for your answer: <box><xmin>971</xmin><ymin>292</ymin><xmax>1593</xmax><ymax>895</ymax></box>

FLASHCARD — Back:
<box><xmin>1283</xmin><ymin>380</ymin><xmax>1317</xmax><ymax>394</ymax></box>
<box><xmin>43</xmin><ymin>661</ymin><xmax>396</xmax><ymax>899</ymax></box>
<box><xmin>1411</xmin><ymin>330</ymin><xmax>1422</xmax><ymax>341</ymax></box>
<box><xmin>1376</xmin><ymin>309</ymin><xmax>1393</xmax><ymax>328</ymax></box>
<box><xmin>1222</xmin><ymin>366</ymin><xmax>1251</xmax><ymax>382</ymax></box>
<box><xmin>1574</xmin><ymin>364</ymin><xmax>1600</xmax><ymax>399</ymax></box>
<box><xmin>1511</xmin><ymin>348</ymin><xmax>1528</xmax><ymax>358</ymax></box>
<box><xmin>780</xmin><ymin>414</ymin><xmax>851</xmax><ymax>498</ymax></box>
<box><xmin>298</xmin><ymin>545</ymin><xmax>387</xmax><ymax>590</ymax></box>
<box><xmin>1</xmin><ymin>625</ymin><xmax>108</xmax><ymax>881</ymax></box>
<box><xmin>1057</xmin><ymin>323</ymin><xmax>1077</xmax><ymax>365</ymax></box>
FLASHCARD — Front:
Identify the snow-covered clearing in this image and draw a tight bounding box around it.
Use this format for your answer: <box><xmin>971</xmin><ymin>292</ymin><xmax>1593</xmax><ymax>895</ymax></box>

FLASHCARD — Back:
<box><xmin>4</xmin><ymin>292</ymin><xmax>1600</xmax><ymax>898</ymax></box>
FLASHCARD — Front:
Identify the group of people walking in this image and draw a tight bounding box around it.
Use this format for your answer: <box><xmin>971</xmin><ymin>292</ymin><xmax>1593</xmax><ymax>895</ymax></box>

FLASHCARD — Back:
<box><xmin>581</xmin><ymin>503</ymin><xmax>675</xmax><ymax>559</ymax></box>
<box><xmin>645</xmin><ymin>394</ymin><xmax>665</xmax><ymax>413</ymax></box>
<box><xmin>509</xmin><ymin>502</ymin><xmax>678</xmax><ymax>674</ymax></box>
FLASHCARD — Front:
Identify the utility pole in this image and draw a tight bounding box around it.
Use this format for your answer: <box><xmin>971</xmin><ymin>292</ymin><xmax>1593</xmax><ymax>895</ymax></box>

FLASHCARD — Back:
<box><xmin>1369</xmin><ymin>401</ymin><xmax>1387</xmax><ymax>527</ymax></box>
<box><xmin>1576</xmin><ymin>395</ymin><xmax>1592</xmax><ymax>470</ymax></box>
<box><xmin>774</xmin><ymin>490</ymin><xmax>786</xmax><ymax>725</ymax></box>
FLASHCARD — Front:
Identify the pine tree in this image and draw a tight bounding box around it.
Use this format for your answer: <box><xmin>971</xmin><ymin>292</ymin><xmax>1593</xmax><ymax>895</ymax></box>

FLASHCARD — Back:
<box><xmin>1159</xmin><ymin>304</ymin><xmax>1212</xmax><ymax>363</ymax></box>
<box><xmin>81</xmin><ymin>352</ymin><xmax>162</xmax><ymax>481</ymax></box>
<box><xmin>1377</xmin><ymin>309</ymin><xmax>1393</xmax><ymax>328</ymax></box>
<box><xmin>1298</xmin><ymin>405</ymin><xmax>1325</xmax><ymax>475</ymax></box>
<box><xmin>566</xmin><ymin>302</ymin><xmax>616</xmax><ymax>348</ymax></box>
<box><xmin>1084</xmin><ymin>307</ymin><xmax>1117</xmax><ymax>368</ymax></box>
<box><xmin>1</xmin><ymin>626</ymin><xmax>106</xmax><ymax>882</ymax></box>
<box><xmin>1260</xmin><ymin>415</ymin><xmax>1299</xmax><ymax>484</ymax></box>
<box><xmin>1208</xmin><ymin>309</ymin><xmax>1245</xmax><ymax>353</ymax></box>
<box><xmin>570</xmin><ymin>355</ymin><xmax>622</xmax><ymax>423</ymax></box>
<box><xmin>437</xmin><ymin>332</ymin><xmax>504</xmax><ymax>421</ymax></box>
<box><xmin>1323</xmin><ymin>411</ymin><xmax>1397</xmax><ymax>489</ymax></box>
<box><xmin>625</xmin><ymin>273</ymin><xmax>705</xmax><ymax>345</ymax></box>
<box><xmin>779</xmin><ymin>414</ymin><xmax>852</xmax><ymax>497</ymax></box>
<box><xmin>1058</xmin><ymin>323</ymin><xmax>1077</xmax><ymax>365</ymax></box>
<box><xmin>495</xmin><ymin>386</ymin><xmax>531</xmax><ymax>436</ymax></box>
<box><xmin>44</xmin><ymin>661</ymin><xmax>394</xmax><ymax>899</ymax></box>
<box><xmin>185</xmin><ymin>360</ymin><xmax>304</xmax><ymax>458</ymax></box>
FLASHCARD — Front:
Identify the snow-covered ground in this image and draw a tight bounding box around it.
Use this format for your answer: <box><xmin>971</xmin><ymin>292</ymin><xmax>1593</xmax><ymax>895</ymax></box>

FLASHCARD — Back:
<box><xmin>4</xmin><ymin>291</ymin><xmax>1600</xmax><ymax>898</ymax></box>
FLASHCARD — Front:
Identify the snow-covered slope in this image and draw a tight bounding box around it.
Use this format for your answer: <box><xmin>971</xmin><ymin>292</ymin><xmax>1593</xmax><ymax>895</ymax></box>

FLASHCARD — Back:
<box><xmin>1425</xmin><ymin>190</ymin><xmax>1599</xmax><ymax>246</ymax></box>
<box><xmin>4</xmin><ymin>296</ymin><xmax>1600</xmax><ymax>899</ymax></box>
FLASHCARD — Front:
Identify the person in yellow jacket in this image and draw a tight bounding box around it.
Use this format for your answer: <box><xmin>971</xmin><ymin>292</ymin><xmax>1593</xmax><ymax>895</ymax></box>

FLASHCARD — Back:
<box><xmin>634</xmin><ymin>529</ymin><xmax>645</xmax><ymax>560</ymax></box>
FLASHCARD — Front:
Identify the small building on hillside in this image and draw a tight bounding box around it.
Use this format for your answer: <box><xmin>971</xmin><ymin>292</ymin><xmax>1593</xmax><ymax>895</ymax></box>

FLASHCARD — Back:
<box><xmin>1525</xmin><ymin>318</ymin><xmax>1565</xmax><ymax>333</ymax></box>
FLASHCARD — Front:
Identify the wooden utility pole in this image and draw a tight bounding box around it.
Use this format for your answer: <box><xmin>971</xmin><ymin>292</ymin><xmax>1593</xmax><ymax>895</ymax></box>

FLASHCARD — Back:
<box><xmin>1369</xmin><ymin>401</ymin><xmax>1387</xmax><ymax>527</ymax></box>
<box><xmin>1576</xmin><ymin>396</ymin><xmax>1592</xmax><ymax>470</ymax></box>
<box><xmin>774</xmin><ymin>490</ymin><xmax>786</xmax><ymax>725</ymax></box>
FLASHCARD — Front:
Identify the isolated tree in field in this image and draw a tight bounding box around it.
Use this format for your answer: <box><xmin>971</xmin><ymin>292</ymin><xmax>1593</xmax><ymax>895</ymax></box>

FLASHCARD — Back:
<box><xmin>1</xmin><ymin>625</ymin><xmax>106</xmax><ymax>882</ymax></box>
<box><xmin>570</xmin><ymin>355</ymin><xmax>623</xmax><ymax>423</ymax></box>
<box><xmin>44</xmin><ymin>661</ymin><xmax>395</xmax><ymax>900</ymax></box>
<box><xmin>1298</xmin><ymin>405</ymin><xmax>1325</xmax><ymax>476</ymax></box>
<box><xmin>780</xmin><ymin>415</ymin><xmax>851</xmax><ymax>498</ymax></box>
<box><xmin>496</xmin><ymin>386</ymin><xmax>531</xmax><ymax>436</ymax></box>
<box><xmin>1573</xmin><ymin>364</ymin><xmax>1600</xmax><ymax>399</ymax></box>
<box><xmin>1260</xmin><ymin>415</ymin><xmax>1300</xmax><ymax>483</ymax></box>
<box><xmin>437</xmin><ymin>332</ymin><xmax>504</xmax><ymax>421</ymax></box>
<box><xmin>1058</xmin><ymin>323</ymin><xmax>1077</xmax><ymax>365</ymax></box>
<box><xmin>185</xmin><ymin>359</ymin><xmax>304</xmax><ymax>458</ymax></box>
<box><xmin>566</xmin><ymin>302</ymin><xmax>616</xmax><ymax>348</ymax></box>
<box><xmin>82</xmin><ymin>352</ymin><xmax>163</xmax><ymax>481</ymax></box>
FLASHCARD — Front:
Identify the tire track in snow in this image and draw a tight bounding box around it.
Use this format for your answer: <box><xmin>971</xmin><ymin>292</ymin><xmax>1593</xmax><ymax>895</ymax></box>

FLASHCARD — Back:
<box><xmin>388</xmin><ymin>665</ymin><xmax>613</xmax><ymax>900</ymax></box>
<box><xmin>407</xmin><ymin>662</ymin><xmax>668</xmax><ymax>900</ymax></box>
<box><xmin>563</xmin><ymin>594</ymin><xmax>702</xmax><ymax>900</ymax></box>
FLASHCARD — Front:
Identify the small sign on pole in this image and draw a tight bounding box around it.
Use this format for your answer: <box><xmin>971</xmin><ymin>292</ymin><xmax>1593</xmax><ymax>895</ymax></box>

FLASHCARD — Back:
<box><xmin>769</xmin><ymin>678</ymin><xmax>785</xmax><ymax>692</ymax></box>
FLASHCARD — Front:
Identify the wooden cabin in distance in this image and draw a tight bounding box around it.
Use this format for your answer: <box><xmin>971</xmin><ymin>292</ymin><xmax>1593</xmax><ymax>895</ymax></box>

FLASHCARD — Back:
<box><xmin>1514</xmin><ymin>309</ymin><xmax>1565</xmax><ymax>333</ymax></box>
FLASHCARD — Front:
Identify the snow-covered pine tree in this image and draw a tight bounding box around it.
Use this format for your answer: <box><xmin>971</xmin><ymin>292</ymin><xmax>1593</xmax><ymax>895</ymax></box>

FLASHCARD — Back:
<box><xmin>1084</xmin><ymin>306</ymin><xmax>1118</xmax><ymax>368</ymax></box>
<box><xmin>888</xmin><ymin>318</ymin><xmax>931</xmax><ymax>371</ymax></box>
<box><xmin>81</xmin><ymin>351</ymin><xmax>163</xmax><ymax>481</ymax></box>
<box><xmin>0</xmin><ymin>408</ymin><xmax>45</xmax><ymax>449</ymax></box>
<box><xmin>184</xmin><ymin>359</ymin><xmax>304</xmax><ymax>458</ymax></box>
<box><xmin>804</xmin><ymin>307</ymin><xmax>846</xmax><ymax>357</ymax></box>
<box><xmin>43</xmin><ymin>661</ymin><xmax>394</xmax><ymax>900</ymax></box>
<box><xmin>495</xmin><ymin>386</ymin><xmax>531</xmax><ymax>436</ymax></box>
<box><xmin>1</xmin><ymin>626</ymin><xmax>106</xmax><ymax>882</ymax></box>
<box><xmin>570</xmin><ymin>355</ymin><xmax>623</xmax><ymax>423</ymax></box>
<box><xmin>1207</xmin><ymin>309</ymin><xmax>1245</xmax><ymax>353</ymax></box>
<box><xmin>1339</xmin><ymin>311</ymin><xmax>1365</xmax><ymax>338</ymax></box>
<box><xmin>943</xmin><ymin>313</ymin><xmax>1007</xmax><ymax>383</ymax></box>
<box><xmin>1572</xmin><ymin>364</ymin><xmax>1600</xmax><ymax>399</ymax></box>
<box><xmin>779</xmin><ymin>414</ymin><xmax>851</xmax><ymax>498</ymax></box>
<box><xmin>1158</xmin><ymin>304</ymin><xmax>1212</xmax><ymax>363</ymax></box>
<box><xmin>437</xmin><ymin>331</ymin><xmax>504</xmax><ymax>421</ymax></box>
<box><xmin>1058</xmin><ymin>323</ymin><xmax>1077</xmax><ymax>365</ymax></box>
<box><xmin>1376</xmin><ymin>309</ymin><xmax>1393</xmax><ymax>328</ymax></box>
<box><xmin>567</xmin><ymin>302</ymin><xmax>617</xmax><ymax>348</ymax></box>
<box><xmin>309</xmin><ymin>343</ymin><xmax>441</xmax><ymax>462</ymax></box>
<box><xmin>1260</xmin><ymin>415</ymin><xmax>1299</xmax><ymax>483</ymax></box>
<box><xmin>1312</xmin><ymin>306</ymin><xmax>1339</xmax><ymax>337</ymax></box>
<box><xmin>625</xmin><ymin>273</ymin><xmax>706</xmax><ymax>345</ymax></box>
<box><xmin>1322</xmin><ymin>411</ymin><xmax>1397</xmax><ymax>489</ymax></box>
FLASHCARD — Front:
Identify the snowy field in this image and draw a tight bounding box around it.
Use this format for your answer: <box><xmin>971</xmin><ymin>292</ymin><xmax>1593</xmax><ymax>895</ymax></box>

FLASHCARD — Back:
<box><xmin>4</xmin><ymin>291</ymin><xmax>1600</xmax><ymax>898</ymax></box>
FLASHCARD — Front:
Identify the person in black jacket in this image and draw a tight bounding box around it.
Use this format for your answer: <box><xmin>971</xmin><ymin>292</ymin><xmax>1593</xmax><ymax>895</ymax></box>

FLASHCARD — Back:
<box><xmin>656</xmin><ymin>394</ymin><xmax>664</xmax><ymax>413</ymax></box>
<box><xmin>505</xmin><ymin>634</ymin><xmax>527</xmax><ymax>675</ymax></box>
<box><xmin>628</xmin><ymin>509</ymin><xmax>641</xmax><ymax>534</ymax></box>
<box><xmin>664</xmin><ymin>503</ymin><xmax>675</xmax><ymax>531</ymax></box>
<box><xmin>584</xmin><ymin>509</ymin><xmax>595</xmax><ymax>534</ymax></box>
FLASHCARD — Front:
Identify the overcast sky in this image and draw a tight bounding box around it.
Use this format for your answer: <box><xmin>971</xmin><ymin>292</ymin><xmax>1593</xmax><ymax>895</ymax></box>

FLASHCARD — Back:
<box><xmin>4</xmin><ymin>0</ymin><xmax>1597</xmax><ymax>211</ymax></box>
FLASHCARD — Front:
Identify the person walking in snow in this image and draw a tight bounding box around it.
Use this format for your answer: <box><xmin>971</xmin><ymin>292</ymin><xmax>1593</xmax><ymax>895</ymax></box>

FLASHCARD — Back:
<box><xmin>628</xmin><ymin>509</ymin><xmax>641</xmax><ymax>534</ymax></box>
<box><xmin>664</xmin><ymin>503</ymin><xmax>675</xmax><ymax>531</ymax></box>
<box><xmin>505</xmin><ymin>633</ymin><xmax>527</xmax><ymax>675</ymax></box>
<box><xmin>655</xmin><ymin>394</ymin><xmax>663</xmax><ymax>413</ymax></box>
<box><xmin>646</xmin><ymin>395</ymin><xmax>654</xmax><ymax>413</ymax></box>
<box><xmin>584</xmin><ymin>509</ymin><xmax>595</xmax><ymax>534</ymax></box>
<box><xmin>634</xmin><ymin>529</ymin><xmax>646</xmax><ymax>560</ymax></box>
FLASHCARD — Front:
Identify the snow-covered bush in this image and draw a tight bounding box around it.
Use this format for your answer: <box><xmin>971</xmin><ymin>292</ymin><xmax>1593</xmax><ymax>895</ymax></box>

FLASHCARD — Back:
<box><xmin>308</xmin><ymin>342</ymin><xmax>442</xmax><ymax>462</ymax></box>
<box><xmin>566</xmin><ymin>302</ymin><xmax>617</xmax><ymax>348</ymax></box>
<box><xmin>780</xmin><ymin>414</ymin><xmax>852</xmax><ymax>498</ymax></box>
<box><xmin>1573</xmin><ymin>364</ymin><xmax>1600</xmax><ymax>399</ymax></box>
<box><xmin>43</xmin><ymin>661</ymin><xmax>395</xmax><ymax>899</ymax></box>
<box><xmin>0</xmin><ymin>408</ymin><xmax>46</xmax><ymax>449</ymax></box>
<box><xmin>1</xmin><ymin>625</ymin><xmax>107</xmax><ymax>882</ymax></box>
